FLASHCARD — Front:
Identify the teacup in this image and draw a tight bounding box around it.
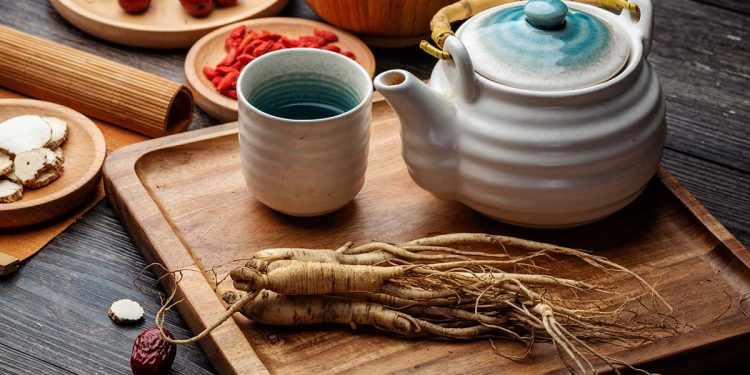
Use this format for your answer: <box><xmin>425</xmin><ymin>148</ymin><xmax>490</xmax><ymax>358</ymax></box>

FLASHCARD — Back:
<box><xmin>237</xmin><ymin>49</ymin><xmax>373</xmax><ymax>216</ymax></box>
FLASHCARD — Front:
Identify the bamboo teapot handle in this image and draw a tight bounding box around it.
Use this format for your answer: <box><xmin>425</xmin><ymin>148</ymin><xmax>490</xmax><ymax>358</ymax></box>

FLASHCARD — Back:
<box><xmin>420</xmin><ymin>0</ymin><xmax>641</xmax><ymax>60</ymax></box>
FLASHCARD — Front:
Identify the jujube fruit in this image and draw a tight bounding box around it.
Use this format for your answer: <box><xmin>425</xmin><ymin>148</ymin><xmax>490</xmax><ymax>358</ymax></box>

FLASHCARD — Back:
<box><xmin>216</xmin><ymin>0</ymin><xmax>239</xmax><ymax>6</ymax></box>
<box><xmin>130</xmin><ymin>327</ymin><xmax>177</xmax><ymax>375</ymax></box>
<box><xmin>180</xmin><ymin>0</ymin><xmax>214</xmax><ymax>17</ymax></box>
<box><xmin>118</xmin><ymin>0</ymin><xmax>151</xmax><ymax>14</ymax></box>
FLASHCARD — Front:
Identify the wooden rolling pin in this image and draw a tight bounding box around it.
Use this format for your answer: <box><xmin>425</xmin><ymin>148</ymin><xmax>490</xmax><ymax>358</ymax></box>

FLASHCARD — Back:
<box><xmin>0</xmin><ymin>25</ymin><xmax>194</xmax><ymax>138</ymax></box>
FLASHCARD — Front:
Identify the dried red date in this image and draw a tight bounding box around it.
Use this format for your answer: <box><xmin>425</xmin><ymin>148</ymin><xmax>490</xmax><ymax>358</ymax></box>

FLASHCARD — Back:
<box><xmin>179</xmin><ymin>0</ymin><xmax>213</xmax><ymax>18</ymax></box>
<box><xmin>130</xmin><ymin>328</ymin><xmax>176</xmax><ymax>375</ymax></box>
<box><xmin>118</xmin><ymin>0</ymin><xmax>151</xmax><ymax>13</ymax></box>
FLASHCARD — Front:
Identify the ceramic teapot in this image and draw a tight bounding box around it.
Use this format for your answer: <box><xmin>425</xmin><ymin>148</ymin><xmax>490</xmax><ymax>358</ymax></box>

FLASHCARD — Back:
<box><xmin>374</xmin><ymin>0</ymin><xmax>665</xmax><ymax>228</ymax></box>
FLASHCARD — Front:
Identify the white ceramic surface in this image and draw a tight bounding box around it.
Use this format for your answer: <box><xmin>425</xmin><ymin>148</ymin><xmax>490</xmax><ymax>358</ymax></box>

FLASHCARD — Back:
<box><xmin>460</xmin><ymin>0</ymin><xmax>631</xmax><ymax>91</ymax></box>
<box><xmin>375</xmin><ymin>0</ymin><xmax>665</xmax><ymax>228</ymax></box>
<box><xmin>237</xmin><ymin>49</ymin><xmax>373</xmax><ymax>216</ymax></box>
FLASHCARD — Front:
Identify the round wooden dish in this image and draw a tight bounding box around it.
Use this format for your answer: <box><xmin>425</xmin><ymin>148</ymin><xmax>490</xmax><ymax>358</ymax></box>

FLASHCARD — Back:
<box><xmin>185</xmin><ymin>17</ymin><xmax>376</xmax><ymax>122</ymax></box>
<box><xmin>0</xmin><ymin>99</ymin><xmax>106</xmax><ymax>229</ymax></box>
<box><xmin>50</xmin><ymin>0</ymin><xmax>289</xmax><ymax>49</ymax></box>
<box><xmin>304</xmin><ymin>0</ymin><xmax>456</xmax><ymax>47</ymax></box>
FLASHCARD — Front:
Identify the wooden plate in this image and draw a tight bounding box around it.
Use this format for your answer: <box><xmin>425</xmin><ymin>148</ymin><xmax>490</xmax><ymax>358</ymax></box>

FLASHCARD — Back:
<box><xmin>0</xmin><ymin>99</ymin><xmax>106</xmax><ymax>229</ymax></box>
<box><xmin>50</xmin><ymin>0</ymin><xmax>289</xmax><ymax>49</ymax></box>
<box><xmin>185</xmin><ymin>17</ymin><xmax>376</xmax><ymax>122</ymax></box>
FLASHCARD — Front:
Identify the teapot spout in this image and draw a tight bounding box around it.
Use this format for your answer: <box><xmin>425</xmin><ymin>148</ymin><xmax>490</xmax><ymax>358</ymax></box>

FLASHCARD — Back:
<box><xmin>374</xmin><ymin>70</ymin><xmax>458</xmax><ymax>198</ymax></box>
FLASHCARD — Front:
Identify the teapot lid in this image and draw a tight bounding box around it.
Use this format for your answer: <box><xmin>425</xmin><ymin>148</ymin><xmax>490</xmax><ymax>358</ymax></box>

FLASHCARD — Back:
<box><xmin>459</xmin><ymin>0</ymin><xmax>630</xmax><ymax>91</ymax></box>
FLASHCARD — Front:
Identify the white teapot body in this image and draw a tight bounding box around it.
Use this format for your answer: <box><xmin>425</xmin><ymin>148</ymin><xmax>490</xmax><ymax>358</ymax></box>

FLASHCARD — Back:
<box><xmin>375</xmin><ymin>0</ymin><xmax>665</xmax><ymax>227</ymax></box>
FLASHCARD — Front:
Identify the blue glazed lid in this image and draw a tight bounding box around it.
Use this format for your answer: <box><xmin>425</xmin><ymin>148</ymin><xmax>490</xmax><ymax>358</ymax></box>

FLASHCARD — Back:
<box><xmin>460</xmin><ymin>0</ymin><xmax>630</xmax><ymax>91</ymax></box>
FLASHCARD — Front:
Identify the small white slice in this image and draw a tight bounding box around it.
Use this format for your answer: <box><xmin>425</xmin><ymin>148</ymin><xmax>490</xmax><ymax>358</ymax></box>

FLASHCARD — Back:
<box><xmin>13</xmin><ymin>148</ymin><xmax>59</xmax><ymax>186</ymax></box>
<box><xmin>25</xmin><ymin>167</ymin><xmax>62</xmax><ymax>189</ymax></box>
<box><xmin>42</xmin><ymin>117</ymin><xmax>68</xmax><ymax>149</ymax></box>
<box><xmin>0</xmin><ymin>115</ymin><xmax>52</xmax><ymax>157</ymax></box>
<box><xmin>0</xmin><ymin>179</ymin><xmax>23</xmax><ymax>203</ymax></box>
<box><xmin>53</xmin><ymin>147</ymin><xmax>64</xmax><ymax>163</ymax></box>
<box><xmin>108</xmin><ymin>299</ymin><xmax>144</xmax><ymax>325</ymax></box>
<box><xmin>0</xmin><ymin>151</ymin><xmax>12</xmax><ymax>175</ymax></box>
<box><xmin>40</xmin><ymin>148</ymin><xmax>62</xmax><ymax>170</ymax></box>
<box><xmin>4</xmin><ymin>170</ymin><xmax>21</xmax><ymax>184</ymax></box>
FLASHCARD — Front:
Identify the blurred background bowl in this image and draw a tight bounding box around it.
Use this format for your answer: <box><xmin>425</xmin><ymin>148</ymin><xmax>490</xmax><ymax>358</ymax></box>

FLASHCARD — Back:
<box><xmin>304</xmin><ymin>0</ymin><xmax>455</xmax><ymax>47</ymax></box>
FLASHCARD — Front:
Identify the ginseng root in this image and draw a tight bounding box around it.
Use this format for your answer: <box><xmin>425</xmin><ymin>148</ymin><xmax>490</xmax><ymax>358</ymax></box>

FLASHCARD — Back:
<box><xmin>231</xmin><ymin>262</ymin><xmax>409</xmax><ymax>295</ymax></box>
<box><xmin>229</xmin><ymin>290</ymin><xmax>421</xmax><ymax>335</ymax></box>
<box><xmin>153</xmin><ymin>233</ymin><xmax>676</xmax><ymax>375</ymax></box>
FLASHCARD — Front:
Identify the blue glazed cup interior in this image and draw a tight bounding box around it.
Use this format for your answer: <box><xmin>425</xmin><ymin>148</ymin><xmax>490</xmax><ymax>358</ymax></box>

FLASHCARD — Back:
<box><xmin>237</xmin><ymin>49</ymin><xmax>372</xmax><ymax>121</ymax></box>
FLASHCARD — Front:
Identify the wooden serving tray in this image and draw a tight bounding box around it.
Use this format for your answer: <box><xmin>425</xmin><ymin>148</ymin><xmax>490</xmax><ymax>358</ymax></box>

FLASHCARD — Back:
<box><xmin>104</xmin><ymin>96</ymin><xmax>750</xmax><ymax>374</ymax></box>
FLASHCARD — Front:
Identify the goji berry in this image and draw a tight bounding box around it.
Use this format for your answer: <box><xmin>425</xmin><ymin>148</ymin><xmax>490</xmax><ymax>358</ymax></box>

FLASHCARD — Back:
<box><xmin>269</xmin><ymin>42</ymin><xmax>284</xmax><ymax>52</ymax></box>
<box><xmin>230</xmin><ymin>25</ymin><xmax>246</xmax><ymax>39</ymax></box>
<box><xmin>258</xmin><ymin>32</ymin><xmax>282</xmax><ymax>41</ymax></box>
<box><xmin>217</xmin><ymin>70</ymin><xmax>239</xmax><ymax>91</ymax></box>
<box><xmin>202</xmin><ymin>66</ymin><xmax>218</xmax><ymax>80</ymax></box>
<box><xmin>314</xmin><ymin>28</ymin><xmax>338</xmax><ymax>42</ymax></box>
<box><xmin>223</xmin><ymin>89</ymin><xmax>238</xmax><ymax>100</ymax></box>
<box><xmin>206</xmin><ymin>27</ymin><xmax>359</xmax><ymax>100</ymax></box>
<box><xmin>299</xmin><ymin>35</ymin><xmax>326</xmax><ymax>48</ymax></box>
<box><xmin>280</xmin><ymin>37</ymin><xmax>300</xmax><ymax>48</ymax></box>
<box><xmin>252</xmin><ymin>40</ymin><xmax>274</xmax><ymax>57</ymax></box>
<box><xmin>238</xmin><ymin>31</ymin><xmax>257</xmax><ymax>51</ymax></box>
<box><xmin>321</xmin><ymin>44</ymin><xmax>341</xmax><ymax>53</ymax></box>
<box><xmin>216</xmin><ymin>66</ymin><xmax>238</xmax><ymax>75</ymax></box>
<box><xmin>242</xmin><ymin>39</ymin><xmax>263</xmax><ymax>55</ymax></box>
<box><xmin>237</xmin><ymin>54</ymin><xmax>255</xmax><ymax>65</ymax></box>
<box><xmin>221</xmin><ymin>48</ymin><xmax>238</xmax><ymax>66</ymax></box>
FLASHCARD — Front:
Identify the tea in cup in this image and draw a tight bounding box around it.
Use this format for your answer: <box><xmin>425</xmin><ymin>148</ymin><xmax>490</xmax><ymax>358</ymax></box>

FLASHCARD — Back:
<box><xmin>237</xmin><ymin>49</ymin><xmax>373</xmax><ymax>216</ymax></box>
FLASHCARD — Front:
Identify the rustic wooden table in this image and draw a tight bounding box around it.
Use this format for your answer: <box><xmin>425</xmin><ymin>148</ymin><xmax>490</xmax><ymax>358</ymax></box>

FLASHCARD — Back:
<box><xmin>0</xmin><ymin>0</ymin><xmax>748</xmax><ymax>374</ymax></box>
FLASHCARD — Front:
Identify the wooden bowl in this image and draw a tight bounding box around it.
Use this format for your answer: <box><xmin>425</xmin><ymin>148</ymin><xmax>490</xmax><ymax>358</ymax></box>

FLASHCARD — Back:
<box><xmin>50</xmin><ymin>0</ymin><xmax>289</xmax><ymax>49</ymax></box>
<box><xmin>304</xmin><ymin>0</ymin><xmax>456</xmax><ymax>47</ymax></box>
<box><xmin>0</xmin><ymin>99</ymin><xmax>106</xmax><ymax>229</ymax></box>
<box><xmin>185</xmin><ymin>17</ymin><xmax>376</xmax><ymax>122</ymax></box>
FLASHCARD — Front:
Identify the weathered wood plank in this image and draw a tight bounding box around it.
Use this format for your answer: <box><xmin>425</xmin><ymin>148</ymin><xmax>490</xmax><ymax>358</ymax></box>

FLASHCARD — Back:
<box><xmin>0</xmin><ymin>342</ymin><xmax>77</xmax><ymax>375</ymax></box>
<box><xmin>693</xmin><ymin>0</ymin><xmax>750</xmax><ymax>15</ymax></box>
<box><xmin>0</xmin><ymin>0</ymin><xmax>748</xmax><ymax>374</ymax></box>
<box><xmin>0</xmin><ymin>202</ymin><xmax>214</xmax><ymax>374</ymax></box>
<box><xmin>663</xmin><ymin>147</ymin><xmax>750</xmax><ymax>246</ymax></box>
<box><xmin>651</xmin><ymin>0</ymin><xmax>750</xmax><ymax>172</ymax></box>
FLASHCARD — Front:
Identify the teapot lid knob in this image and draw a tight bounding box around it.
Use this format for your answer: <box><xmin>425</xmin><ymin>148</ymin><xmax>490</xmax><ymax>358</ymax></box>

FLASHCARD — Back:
<box><xmin>524</xmin><ymin>0</ymin><xmax>568</xmax><ymax>29</ymax></box>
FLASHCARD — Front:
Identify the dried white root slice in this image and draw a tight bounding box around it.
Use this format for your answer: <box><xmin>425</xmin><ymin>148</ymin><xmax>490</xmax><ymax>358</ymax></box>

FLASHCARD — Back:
<box><xmin>13</xmin><ymin>148</ymin><xmax>59</xmax><ymax>185</ymax></box>
<box><xmin>53</xmin><ymin>147</ymin><xmax>64</xmax><ymax>163</ymax></box>
<box><xmin>0</xmin><ymin>115</ymin><xmax>51</xmax><ymax>157</ymax></box>
<box><xmin>4</xmin><ymin>170</ymin><xmax>20</xmax><ymax>184</ymax></box>
<box><xmin>0</xmin><ymin>151</ymin><xmax>11</xmax><ymax>175</ymax></box>
<box><xmin>0</xmin><ymin>180</ymin><xmax>23</xmax><ymax>203</ymax></box>
<box><xmin>40</xmin><ymin>148</ymin><xmax>63</xmax><ymax>170</ymax></box>
<box><xmin>25</xmin><ymin>167</ymin><xmax>62</xmax><ymax>189</ymax></box>
<box><xmin>43</xmin><ymin>117</ymin><xmax>68</xmax><ymax>149</ymax></box>
<box><xmin>108</xmin><ymin>299</ymin><xmax>144</xmax><ymax>325</ymax></box>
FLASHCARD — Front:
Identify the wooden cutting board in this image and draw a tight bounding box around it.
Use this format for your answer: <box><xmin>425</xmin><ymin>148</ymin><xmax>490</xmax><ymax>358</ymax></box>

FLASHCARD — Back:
<box><xmin>103</xmin><ymin>96</ymin><xmax>750</xmax><ymax>374</ymax></box>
